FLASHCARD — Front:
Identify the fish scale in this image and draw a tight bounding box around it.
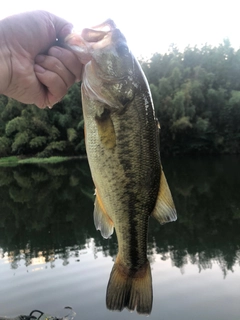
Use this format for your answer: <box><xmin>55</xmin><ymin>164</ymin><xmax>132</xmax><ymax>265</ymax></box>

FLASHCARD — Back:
<box><xmin>65</xmin><ymin>19</ymin><xmax>177</xmax><ymax>314</ymax></box>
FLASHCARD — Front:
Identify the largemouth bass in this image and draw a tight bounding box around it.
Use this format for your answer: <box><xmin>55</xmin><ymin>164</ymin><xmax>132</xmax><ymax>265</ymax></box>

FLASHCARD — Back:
<box><xmin>65</xmin><ymin>20</ymin><xmax>177</xmax><ymax>314</ymax></box>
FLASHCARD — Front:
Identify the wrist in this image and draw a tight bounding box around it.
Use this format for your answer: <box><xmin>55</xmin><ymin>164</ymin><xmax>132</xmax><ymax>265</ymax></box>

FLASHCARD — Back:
<box><xmin>0</xmin><ymin>21</ymin><xmax>11</xmax><ymax>95</ymax></box>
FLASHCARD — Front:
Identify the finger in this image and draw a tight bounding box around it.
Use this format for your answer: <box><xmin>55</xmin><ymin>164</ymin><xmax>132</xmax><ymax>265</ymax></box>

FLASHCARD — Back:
<box><xmin>34</xmin><ymin>64</ymin><xmax>68</xmax><ymax>107</ymax></box>
<box><xmin>48</xmin><ymin>12</ymin><xmax>73</xmax><ymax>40</ymax></box>
<box><xmin>35</xmin><ymin>54</ymin><xmax>75</xmax><ymax>88</ymax></box>
<box><xmin>48</xmin><ymin>46</ymin><xmax>83</xmax><ymax>81</ymax></box>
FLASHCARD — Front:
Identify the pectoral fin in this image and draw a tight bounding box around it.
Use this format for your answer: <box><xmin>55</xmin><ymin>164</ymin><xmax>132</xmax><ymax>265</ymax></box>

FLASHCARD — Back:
<box><xmin>151</xmin><ymin>169</ymin><xmax>177</xmax><ymax>224</ymax></box>
<box><xmin>95</xmin><ymin>109</ymin><xmax>116</xmax><ymax>149</ymax></box>
<box><xmin>94</xmin><ymin>189</ymin><xmax>114</xmax><ymax>239</ymax></box>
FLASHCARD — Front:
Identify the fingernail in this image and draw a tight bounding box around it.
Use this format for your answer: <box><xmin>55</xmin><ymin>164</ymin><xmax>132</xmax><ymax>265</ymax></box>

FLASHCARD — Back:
<box><xmin>35</xmin><ymin>55</ymin><xmax>46</xmax><ymax>63</ymax></box>
<box><xmin>34</xmin><ymin>64</ymin><xmax>46</xmax><ymax>73</ymax></box>
<box><xmin>49</xmin><ymin>46</ymin><xmax>62</xmax><ymax>58</ymax></box>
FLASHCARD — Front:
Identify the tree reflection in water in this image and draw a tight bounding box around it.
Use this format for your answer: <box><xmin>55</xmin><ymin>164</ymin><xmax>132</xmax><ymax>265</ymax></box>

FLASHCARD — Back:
<box><xmin>0</xmin><ymin>156</ymin><xmax>240</xmax><ymax>278</ymax></box>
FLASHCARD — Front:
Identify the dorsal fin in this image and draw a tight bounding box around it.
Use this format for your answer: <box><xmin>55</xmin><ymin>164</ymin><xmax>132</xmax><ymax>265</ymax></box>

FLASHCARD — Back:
<box><xmin>151</xmin><ymin>169</ymin><xmax>177</xmax><ymax>224</ymax></box>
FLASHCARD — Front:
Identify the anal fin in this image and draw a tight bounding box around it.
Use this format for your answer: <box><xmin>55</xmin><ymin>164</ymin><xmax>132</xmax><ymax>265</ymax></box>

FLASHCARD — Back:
<box><xmin>151</xmin><ymin>169</ymin><xmax>177</xmax><ymax>224</ymax></box>
<box><xmin>94</xmin><ymin>189</ymin><xmax>114</xmax><ymax>239</ymax></box>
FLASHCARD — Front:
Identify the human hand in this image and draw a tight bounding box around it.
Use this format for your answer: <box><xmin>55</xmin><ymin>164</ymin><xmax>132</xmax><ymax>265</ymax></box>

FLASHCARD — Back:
<box><xmin>0</xmin><ymin>10</ymin><xmax>83</xmax><ymax>108</ymax></box>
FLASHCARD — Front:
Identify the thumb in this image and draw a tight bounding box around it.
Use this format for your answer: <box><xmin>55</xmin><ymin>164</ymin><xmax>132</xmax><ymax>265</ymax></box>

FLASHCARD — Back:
<box><xmin>48</xmin><ymin>12</ymin><xmax>73</xmax><ymax>40</ymax></box>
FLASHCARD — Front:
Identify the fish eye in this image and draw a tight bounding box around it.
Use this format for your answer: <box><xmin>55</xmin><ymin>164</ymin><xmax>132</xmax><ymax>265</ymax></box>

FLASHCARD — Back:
<box><xmin>116</xmin><ymin>44</ymin><xmax>129</xmax><ymax>56</ymax></box>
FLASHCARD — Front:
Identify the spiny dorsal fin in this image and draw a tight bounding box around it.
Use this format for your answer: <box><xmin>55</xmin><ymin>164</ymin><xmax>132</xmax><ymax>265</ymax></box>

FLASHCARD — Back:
<box><xmin>151</xmin><ymin>169</ymin><xmax>177</xmax><ymax>224</ymax></box>
<box><xmin>94</xmin><ymin>189</ymin><xmax>114</xmax><ymax>238</ymax></box>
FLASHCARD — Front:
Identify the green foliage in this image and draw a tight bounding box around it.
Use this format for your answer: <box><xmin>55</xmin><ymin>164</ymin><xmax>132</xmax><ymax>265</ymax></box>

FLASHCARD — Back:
<box><xmin>1</xmin><ymin>42</ymin><xmax>240</xmax><ymax>156</ymax></box>
<box><xmin>12</xmin><ymin>131</ymin><xmax>30</xmax><ymax>153</ymax></box>
<box><xmin>172</xmin><ymin>91</ymin><xmax>185</xmax><ymax>120</ymax></box>
<box><xmin>67</xmin><ymin>128</ymin><xmax>77</xmax><ymax>142</ymax></box>
<box><xmin>171</xmin><ymin>116</ymin><xmax>192</xmax><ymax>132</ymax></box>
<box><xmin>0</xmin><ymin>136</ymin><xmax>11</xmax><ymax>156</ymax></box>
<box><xmin>159</xmin><ymin>77</ymin><xmax>172</xmax><ymax>98</ymax></box>
<box><xmin>19</xmin><ymin>156</ymin><xmax>71</xmax><ymax>164</ymax></box>
<box><xmin>46</xmin><ymin>141</ymin><xmax>68</xmax><ymax>152</ymax></box>
<box><xmin>0</xmin><ymin>83</ymin><xmax>84</xmax><ymax>157</ymax></box>
<box><xmin>195</xmin><ymin>117</ymin><xmax>209</xmax><ymax>132</ymax></box>
<box><xmin>37</xmin><ymin>141</ymin><xmax>68</xmax><ymax>158</ymax></box>
<box><xmin>141</xmin><ymin>40</ymin><xmax>240</xmax><ymax>154</ymax></box>
<box><xmin>5</xmin><ymin>117</ymin><xmax>27</xmax><ymax>136</ymax></box>
<box><xmin>170</xmin><ymin>67</ymin><xmax>182</xmax><ymax>90</ymax></box>
<box><xmin>29</xmin><ymin>136</ymin><xmax>47</xmax><ymax>149</ymax></box>
<box><xmin>1</xmin><ymin>98</ymin><xmax>22</xmax><ymax>122</ymax></box>
<box><xmin>0</xmin><ymin>156</ymin><xmax>18</xmax><ymax>167</ymax></box>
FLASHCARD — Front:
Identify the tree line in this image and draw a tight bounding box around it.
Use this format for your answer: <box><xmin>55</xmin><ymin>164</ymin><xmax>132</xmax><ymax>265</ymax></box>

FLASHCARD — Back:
<box><xmin>0</xmin><ymin>39</ymin><xmax>240</xmax><ymax>157</ymax></box>
<box><xmin>141</xmin><ymin>39</ymin><xmax>240</xmax><ymax>155</ymax></box>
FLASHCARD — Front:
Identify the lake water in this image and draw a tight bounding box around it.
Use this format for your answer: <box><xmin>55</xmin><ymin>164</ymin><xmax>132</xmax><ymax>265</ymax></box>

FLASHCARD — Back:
<box><xmin>0</xmin><ymin>156</ymin><xmax>240</xmax><ymax>320</ymax></box>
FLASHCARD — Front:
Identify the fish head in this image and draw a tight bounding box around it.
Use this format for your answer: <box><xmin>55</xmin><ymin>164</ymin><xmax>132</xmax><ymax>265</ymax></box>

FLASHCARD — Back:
<box><xmin>65</xmin><ymin>20</ymin><xmax>138</xmax><ymax>110</ymax></box>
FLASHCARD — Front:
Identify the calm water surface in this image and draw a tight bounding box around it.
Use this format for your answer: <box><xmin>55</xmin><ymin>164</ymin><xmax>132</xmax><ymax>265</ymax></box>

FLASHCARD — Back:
<box><xmin>0</xmin><ymin>156</ymin><xmax>240</xmax><ymax>320</ymax></box>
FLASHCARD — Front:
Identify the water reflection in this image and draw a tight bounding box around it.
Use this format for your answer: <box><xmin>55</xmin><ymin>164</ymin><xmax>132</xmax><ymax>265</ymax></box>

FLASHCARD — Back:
<box><xmin>163</xmin><ymin>156</ymin><xmax>240</xmax><ymax>277</ymax></box>
<box><xmin>0</xmin><ymin>160</ymin><xmax>94</xmax><ymax>264</ymax></box>
<box><xmin>1</xmin><ymin>157</ymin><xmax>240</xmax><ymax>273</ymax></box>
<box><xmin>0</xmin><ymin>156</ymin><xmax>240</xmax><ymax>315</ymax></box>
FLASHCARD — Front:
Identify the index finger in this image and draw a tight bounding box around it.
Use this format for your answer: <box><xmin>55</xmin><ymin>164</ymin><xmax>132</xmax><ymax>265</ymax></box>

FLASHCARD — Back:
<box><xmin>48</xmin><ymin>46</ymin><xmax>83</xmax><ymax>81</ymax></box>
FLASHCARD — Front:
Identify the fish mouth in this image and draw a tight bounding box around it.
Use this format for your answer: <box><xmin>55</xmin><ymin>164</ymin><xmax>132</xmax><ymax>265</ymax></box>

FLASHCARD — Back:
<box><xmin>64</xmin><ymin>19</ymin><xmax>127</xmax><ymax>67</ymax></box>
<box><xmin>64</xmin><ymin>20</ymin><xmax>117</xmax><ymax>65</ymax></box>
<box><xmin>82</xmin><ymin>19</ymin><xmax>116</xmax><ymax>41</ymax></box>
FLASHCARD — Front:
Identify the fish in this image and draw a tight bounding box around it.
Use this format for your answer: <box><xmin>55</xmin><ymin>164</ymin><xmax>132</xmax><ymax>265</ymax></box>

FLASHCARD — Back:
<box><xmin>65</xmin><ymin>20</ymin><xmax>177</xmax><ymax>315</ymax></box>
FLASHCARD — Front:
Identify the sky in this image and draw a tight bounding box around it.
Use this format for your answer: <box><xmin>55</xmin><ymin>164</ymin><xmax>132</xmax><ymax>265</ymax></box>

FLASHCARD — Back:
<box><xmin>0</xmin><ymin>0</ymin><xmax>240</xmax><ymax>58</ymax></box>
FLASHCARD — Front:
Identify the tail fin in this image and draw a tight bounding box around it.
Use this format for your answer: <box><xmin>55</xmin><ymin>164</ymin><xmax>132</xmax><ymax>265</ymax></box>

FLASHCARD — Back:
<box><xmin>106</xmin><ymin>258</ymin><xmax>152</xmax><ymax>315</ymax></box>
